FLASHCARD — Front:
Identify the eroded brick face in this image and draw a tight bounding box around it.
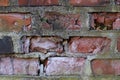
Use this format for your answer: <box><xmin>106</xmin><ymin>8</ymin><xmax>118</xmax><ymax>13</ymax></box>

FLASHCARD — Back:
<box><xmin>91</xmin><ymin>13</ymin><xmax>120</xmax><ymax>30</ymax></box>
<box><xmin>45</xmin><ymin>57</ymin><xmax>85</xmax><ymax>75</ymax></box>
<box><xmin>0</xmin><ymin>57</ymin><xmax>39</xmax><ymax>75</ymax></box>
<box><xmin>18</xmin><ymin>0</ymin><xmax>59</xmax><ymax>6</ymax></box>
<box><xmin>0</xmin><ymin>0</ymin><xmax>9</xmax><ymax>6</ymax></box>
<box><xmin>13</xmin><ymin>58</ymin><xmax>39</xmax><ymax>75</ymax></box>
<box><xmin>23</xmin><ymin>36</ymin><xmax>63</xmax><ymax>53</ymax></box>
<box><xmin>0</xmin><ymin>13</ymin><xmax>31</xmax><ymax>32</ymax></box>
<box><xmin>0</xmin><ymin>36</ymin><xmax>13</xmax><ymax>54</ymax></box>
<box><xmin>116</xmin><ymin>0</ymin><xmax>120</xmax><ymax>4</ymax></box>
<box><xmin>42</xmin><ymin>12</ymin><xmax>81</xmax><ymax>30</ymax></box>
<box><xmin>69</xmin><ymin>37</ymin><xmax>111</xmax><ymax>54</ymax></box>
<box><xmin>92</xmin><ymin>59</ymin><xmax>120</xmax><ymax>75</ymax></box>
<box><xmin>70</xmin><ymin>0</ymin><xmax>109</xmax><ymax>6</ymax></box>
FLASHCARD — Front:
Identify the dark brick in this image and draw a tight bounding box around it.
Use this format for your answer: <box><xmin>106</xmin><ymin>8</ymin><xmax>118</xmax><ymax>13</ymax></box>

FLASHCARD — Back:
<box><xmin>0</xmin><ymin>36</ymin><xmax>13</xmax><ymax>54</ymax></box>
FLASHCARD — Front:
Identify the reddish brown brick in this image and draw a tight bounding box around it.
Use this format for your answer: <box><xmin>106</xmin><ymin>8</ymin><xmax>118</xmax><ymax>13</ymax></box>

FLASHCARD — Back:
<box><xmin>0</xmin><ymin>13</ymin><xmax>31</xmax><ymax>32</ymax></box>
<box><xmin>45</xmin><ymin>57</ymin><xmax>85</xmax><ymax>75</ymax></box>
<box><xmin>0</xmin><ymin>0</ymin><xmax>9</xmax><ymax>6</ymax></box>
<box><xmin>91</xmin><ymin>13</ymin><xmax>120</xmax><ymax>30</ymax></box>
<box><xmin>23</xmin><ymin>36</ymin><xmax>63</xmax><ymax>53</ymax></box>
<box><xmin>70</xmin><ymin>0</ymin><xmax>110</xmax><ymax>6</ymax></box>
<box><xmin>13</xmin><ymin>58</ymin><xmax>39</xmax><ymax>75</ymax></box>
<box><xmin>0</xmin><ymin>57</ymin><xmax>13</xmax><ymax>75</ymax></box>
<box><xmin>69</xmin><ymin>37</ymin><xmax>111</xmax><ymax>54</ymax></box>
<box><xmin>18</xmin><ymin>0</ymin><xmax>59</xmax><ymax>6</ymax></box>
<box><xmin>92</xmin><ymin>59</ymin><xmax>120</xmax><ymax>75</ymax></box>
<box><xmin>42</xmin><ymin>12</ymin><xmax>81</xmax><ymax>30</ymax></box>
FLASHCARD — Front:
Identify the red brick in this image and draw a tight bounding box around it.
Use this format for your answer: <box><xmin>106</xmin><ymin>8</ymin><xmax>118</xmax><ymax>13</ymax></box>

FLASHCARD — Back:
<box><xmin>116</xmin><ymin>0</ymin><xmax>120</xmax><ymax>4</ymax></box>
<box><xmin>92</xmin><ymin>59</ymin><xmax>120</xmax><ymax>75</ymax></box>
<box><xmin>69</xmin><ymin>37</ymin><xmax>111</xmax><ymax>54</ymax></box>
<box><xmin>23</xmin><ymin>36</ymin><xmax>63</xmax><ymax>53</ymax></box>
<box><xmin>45</xmin><ymin>57</ymin><xmax>85</xmax><ymax>75</ymax></box>
<box><xmin>91</xmin><ymin>13</ymin><xmax>120</xmax><ymax>30</ymax></box>
<box><xmin>0</xmin><ymin>13</ymin><xmax>31</xmax><ymax>32</ymax></box>
<box><xmin>18</xmin><ymin>0</ymin><xmax>59</xmax><ymax>6</ymax></box>
<box><xmin>0</xmin><ymin>0</ymin><xmax>9</xmax><ymax>6</ymax></box>
<box><xmin>13</xmin><ymin>58</ymin><xmax>39</xmax><ymax>75</ymax></box>
<box><xmin>70</xmin><ymin>0</ymin><xmax>109</xmax><ymax>6</ymax></box>
<box><xmin>42</xmin><ymin>12</ymin><xmax>81</xmax><ymax>30</ymax></box>
<box><xmin>0</xmin><ymin>57</ymin><xmax>13</xmax><ymax>75</ymax></box>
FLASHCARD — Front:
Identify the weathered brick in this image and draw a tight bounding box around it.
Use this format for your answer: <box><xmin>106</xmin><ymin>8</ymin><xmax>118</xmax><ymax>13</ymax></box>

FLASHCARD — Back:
<box><xmin>69</xmin><ymin>37</ymin><xmax>111</xmax><ymax>54</ymax></box>
<box><xmin>116</xmin><ymin>0</ymin><xmax>120</xmax><ymax>4</ymax></box>
<box><xmin>23</xmin><ymin>36</ymin><xmax>63</xmax><ymax>53</ymax></box>
<box><xmin>0</xmin><ymin>13</ymin><xmax>31</xmax><ymax>32</ymax></box>
<box><xmin>45</xmin><ymin>57</ymin><xmax>85</xmax><ymax>75</ymax></box>
<box><xmin>18</xmin><ymin>0</ymin><xmax>59</xmax><ymax>6</ymax></box>
<box><xmin>42</xmin><ymin>12</ymin><xmax>81</xmax><ymax>30</ymax></box>
<box><xmin>0</xmin><ymin>57</ymin><xmax>39</xmax><ymax>75</ymax></box>
<box><xmin>0</xmin><ymin>57</ymin><xmax>13</xmax><ymax>75</ymax></box>
<box><xmin>92</xmin><ymin>59</ymin><xmax>120</xmax><ymax>75</ymax></box>
<box><xmin>91</xmin><ymin>13</ymin><xmax>120</xmax><ymax>30</ymax></box>
<box><xmin>13</xmin><ymin>58</ymin><xmax>39</xmax><ymax>75</ymax></box>
<box><xmin>0</xmin><ymin>0</ymin><xmax>9</xmax><ymax>6</ymax></box>
<box><xmin>0</xmin><ymin>36</ymin><xmax>13</xmax><ymax>54</ymax></box>
<box><xmin>70</xmin><ymin>0</ymin><xmax>110</xmax><ymax>6</ymax></box>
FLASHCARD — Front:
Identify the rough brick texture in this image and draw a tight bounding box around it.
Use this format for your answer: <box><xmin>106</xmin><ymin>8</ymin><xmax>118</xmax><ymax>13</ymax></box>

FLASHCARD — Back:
<box><xmin>91</xmin><ymin>13</ymin><xmax>120</xmax><ymax>30</ymax></box>
<box><xmin>18</xmin><ymin>0</ymin><xmax>59</xmax><ymax>6</ymax></box>
<box><xmin>116</xmin><ymin>0</ymin><xmax>120</xmax><ymax>4</ymax></box>
<box><xmin>42</xmin><ymin>12</ymin><xmax>81</xmax><ymax>30</ymax></box>
<box><xmin>69</xmin><ymin>37</ymin><xmax>111</xmax><ymax>54</ymax></box>
<box><xmin>22</xmin><ymin>36</ymin><xmax>63</xmax><ymax>53</ymax></box>
<box><xmin>0</xmin><ymin>57</ymin><xmax>39</xmax><ymax>75</ymax></box>
<box><xmin>70</xmin><ymin>0</ymin><xmax>110</xmax><ymax>6</ymax></box>
<box><xmin>0</xmin><ymin>36</ymin><xmax>13</xmax><ymax>54</ymax></box>
<box><xmin>92</xmin><ymin>59</ymin><xmax>120</xmax><ymax>75</ymax></box>
<box><xmin>45</xmin><ymin>57</ymin><xmax>85</xmax><ymax>75</ymax></box>
<box><xmin>0</xmin><ymin>0</ymin><xmax>9</xmax><ymax>6</ymax></box>
<box><xmin>0</xmin><ymin>13</ymin><xmax>31</xmax><ymax>32</ymax></box>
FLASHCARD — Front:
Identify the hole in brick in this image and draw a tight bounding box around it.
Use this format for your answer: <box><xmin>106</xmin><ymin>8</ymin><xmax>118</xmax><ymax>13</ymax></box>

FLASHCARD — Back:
<box><xmin>44</xmin><ymin>57</ymin><xmax>86</xmax><ymax>75</ymax></box>
<box><xmin>68</xmin><ymin>36</ymin><xmax>111</xmax><ymax>54</ymax></box>
<box><xmin>41</xmin><ymin>11</ymin><xmax>81</xmax><ymax>31</ymax></box>
<box><xmin>22</xmin><ymin>36</ymin><xmax>63</xmax><ymax>54</ymax></box>
<box><xmin>90</xmin><ymin>12</ymin><xmax>120</xmax><ymax>31</ymax></box>
<box><xmin>91</xmin><ymin>59</ymin><xmax>120</xmax><ymax>76</ymax></box>
<box><xmin>0</xmin><ymin>36</ymin><xmax>13</xmax><ymax>54</ymax></box>
<box><xmin>0</xmin><ymin>13</ymin><xmax>31</xmax><ymax>32</ymax></box>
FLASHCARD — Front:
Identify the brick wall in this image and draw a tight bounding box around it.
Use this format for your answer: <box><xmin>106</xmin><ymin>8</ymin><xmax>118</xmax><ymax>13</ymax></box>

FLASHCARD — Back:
<box><xmin>0</xmin><ymin>0</ymin><xmax>120</xmax><ymax>80</ymax></box>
